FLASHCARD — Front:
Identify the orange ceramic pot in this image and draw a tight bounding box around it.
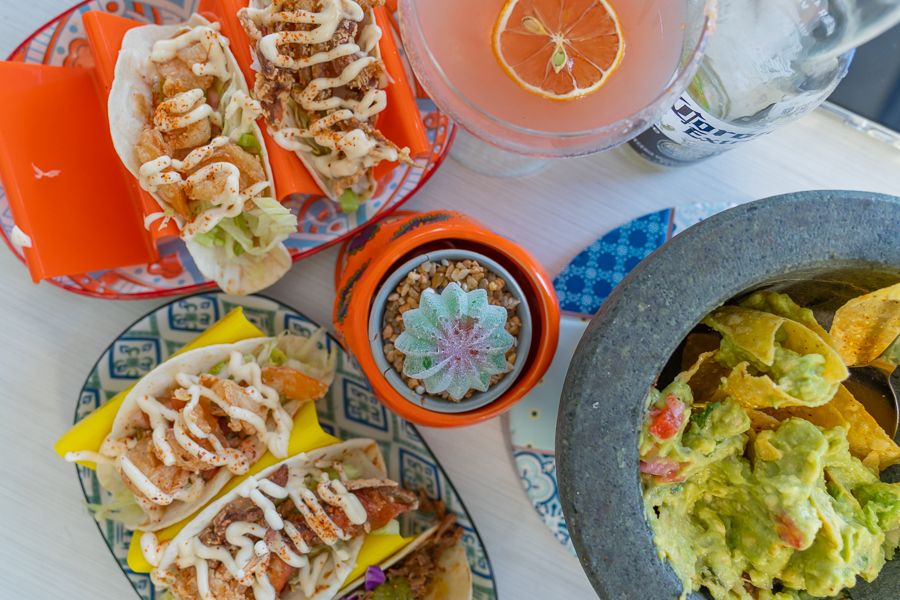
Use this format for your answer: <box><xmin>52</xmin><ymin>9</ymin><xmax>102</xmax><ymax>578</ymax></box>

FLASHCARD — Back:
<box><xmin>333</xmin><ymin>211</ymin><xmax>560</xmax><ymax>427</ymax></box>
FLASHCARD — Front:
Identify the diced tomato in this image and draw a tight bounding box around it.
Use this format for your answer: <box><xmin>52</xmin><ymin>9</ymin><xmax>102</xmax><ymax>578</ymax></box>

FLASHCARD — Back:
<box><xmin>648</xmin><ymin>394</ymin><xmax>686</xmax><ymax>440</ymax></box>
<box><xmin>267</xmin><ymin>556</ymin><xmax>296</xmax><ymax>593</ymax></box>
<box><xmin>640</xmin><ymin>457</ymin><xmax>683</xmax><ymax>482</ymax></box>
<box><xmin>356</xmin><ymin>489</ymin><xmax>414</xmax><ymax>529</ymax></box>
<box><xmin>775</xmin><ymin>513</ymin><xmax>805</xmax><ymax>549</ymax></box>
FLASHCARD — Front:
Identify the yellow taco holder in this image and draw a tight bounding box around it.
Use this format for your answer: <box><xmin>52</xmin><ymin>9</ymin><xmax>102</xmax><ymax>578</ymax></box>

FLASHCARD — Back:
<box><xmin>54</xmin><ymin>307</ymin><xmax>265</xmax><ymax>468</ymax></box>
<box><xmin>125</xmin><ymin>400</ymin><xmax>412</xmax><ymax>576</ymax></box>
<box><xmin>53</xmin><ymin>305</ymin><xmax>415</xmax><ymax>577</ymax></box>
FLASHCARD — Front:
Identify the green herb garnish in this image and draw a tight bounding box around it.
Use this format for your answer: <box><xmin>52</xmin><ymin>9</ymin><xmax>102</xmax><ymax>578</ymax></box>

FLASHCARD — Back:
<box><xmin>339</xmin><ymin>189</ymin><xmax>361</xmax><ymax>214</ymax></box>
<box><xmin>237</xmin><ymin>133</ymin><xmax>262</xmax><ymax>155</ymax></box>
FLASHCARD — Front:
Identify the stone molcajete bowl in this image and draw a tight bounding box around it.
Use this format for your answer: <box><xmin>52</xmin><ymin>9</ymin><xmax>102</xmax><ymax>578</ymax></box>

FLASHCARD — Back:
<box><xmin>556</xmin><ymin>191</ymin><xmax>900</xmax><ymax>600</ymax></box>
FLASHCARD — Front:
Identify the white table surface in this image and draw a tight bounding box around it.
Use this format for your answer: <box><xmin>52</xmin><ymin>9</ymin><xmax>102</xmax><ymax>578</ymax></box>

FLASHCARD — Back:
<box><xmin>1</xmin><ymin>2</ymin><xmax>900</xmax><ymax>599</ymax></box>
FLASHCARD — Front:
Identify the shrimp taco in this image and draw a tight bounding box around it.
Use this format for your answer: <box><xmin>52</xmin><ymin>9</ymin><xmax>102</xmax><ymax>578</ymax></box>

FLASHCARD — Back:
<box><xmin>143</xmin><ymin>439</ymin><xmax>471</xmax><ymax>600</ymax></box>
<box><xmin>65</xmin><ymin>333</ymin><xmax>335</xmax><ymax>532</ymax></box>
<box><xmin>109</xmin><ymin>14</ymin><xmax>297</xmax><ymax>295</ymax></box>
<box><xmin>238</xmin><ymin>0</ymin><xmax>413</xmax><ymax>208</ymax></box>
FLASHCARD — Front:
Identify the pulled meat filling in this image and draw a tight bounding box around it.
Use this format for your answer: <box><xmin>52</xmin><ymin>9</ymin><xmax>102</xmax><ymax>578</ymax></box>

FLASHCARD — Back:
<box><xmin>353</xmin><ymin>507</ymin><xmax>463</xmax><ymax>600</ymax></box>
<box><xmin>240</xmin><ymin>0</ymin><xmax>410</xmax><ymax>195</ymax></box>
<box><xmin>164</xmin><ymin>466</ymin><xmax>418</xmax><ymax>600</ymax></box>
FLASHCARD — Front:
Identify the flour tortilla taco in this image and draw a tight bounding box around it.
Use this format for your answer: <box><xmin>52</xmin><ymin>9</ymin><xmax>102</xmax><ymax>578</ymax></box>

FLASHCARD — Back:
<box><xmin>341</xmin><ymin>512</ymin><xmax>473</xmax><ymax>600</ymax></box>
<box><xmin>108</xmin><ymin>14</ymin><xmax>297</xmax><ymax>295</ymax></box>
<box><xmin>65</xmin><ymin>333</ymin><xmax>334</xmax><ymax>531</ymax></box>
<box><xmin>238</xmin><ymin>0</ymin><xmax>413</xmax><ymax>208</ymax></box>
<box><xmin>144</xmin><ymin>439</ymin><xmax>471</xmax><ymax>600</ymax></box>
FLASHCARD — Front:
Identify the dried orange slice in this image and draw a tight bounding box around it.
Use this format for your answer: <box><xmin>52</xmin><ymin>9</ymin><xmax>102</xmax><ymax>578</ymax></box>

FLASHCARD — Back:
<box><xmin>492</xmin><ymin>0</ymin><xmax>624</xmax><ymax>101</ymax></box>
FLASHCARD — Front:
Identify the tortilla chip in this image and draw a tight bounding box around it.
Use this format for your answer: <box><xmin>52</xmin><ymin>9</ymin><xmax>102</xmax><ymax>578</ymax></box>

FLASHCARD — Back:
<box><xmin>746</xmin><ymin>408</ymin><xmax>781</xmax><ymax>433</ymax></box>
<box><xmin>708</xmin><ymin>307</ymin><xmax>848</xmax><ymax>409</ymax></box>
<box><xmin>829</xmin><ymin>385</ymin><xmax>900</xmax><ymax>471</ymax></box>
<box><xmin>704</xmin><ymin>306</ymin><xmax>783</xmax><ymax>366</ymax></box>
<box><xmin>830</xmin><ymin>282</ymin><xmax>900</xmax><ymax>366</ymax></box>
<box><xmin>679</xmin><ymin>350</ymin><xmax>730</xmax><ymax>404</ymax></box>
<box><xmin>768</xmin><ymin>402</ymin><xmax>847</xmax><ymax>431</ymax></box>
<box><xmin>721</xmin><ymin>362</ymin><xmax>841</xmax><ymax>410</ymax></box>
<box><xmin>681</xmin><ymin>332</ymin><xmax>723</xmax><ymax>372</ymax></box>
<box><xmin>779</xmin><ymin>320</ymin><xmax>849</xmax><ymax>384</ymax></box>
<box><xmin>741</xmin><ymin>291</ymin><xmax>834</xmax><ymax>347</ymax></box>
<box><xmin>741</xmin><ymin>385</ymin><xmax>899</xmax><ymax>472</ymax></box>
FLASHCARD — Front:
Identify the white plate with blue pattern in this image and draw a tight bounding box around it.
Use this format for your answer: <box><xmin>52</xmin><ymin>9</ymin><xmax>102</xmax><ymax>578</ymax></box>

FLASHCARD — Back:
<box><xmin>73</xmin><ymin>292</ymin><xmax>498</xmax><ymax>599</ymax></box>
<box><xmin>507</xmin><ymin>202</ymin><xmax>736</xmax><ymax>554</ymax></box>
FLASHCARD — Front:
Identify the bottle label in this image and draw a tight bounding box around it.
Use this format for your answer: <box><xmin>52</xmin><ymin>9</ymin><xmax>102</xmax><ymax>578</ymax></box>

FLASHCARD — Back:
<box><xmin>630</xmin><ymin>95</ymin><xmax>778</xmax><ymax>166</ymax></box>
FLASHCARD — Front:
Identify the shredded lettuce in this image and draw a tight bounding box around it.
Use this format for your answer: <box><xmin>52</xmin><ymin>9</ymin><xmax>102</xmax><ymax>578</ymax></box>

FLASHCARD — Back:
<box><xmin>291</xmin><ymin>104</ymin><xmax>311</xmax><ymax>129</ymax></box>
<box><xmin>193</xmin><ymin>197</ymin><xmax>296</xmax><ymax>260</ymax></box>
<box><xmin>269</xmin><ymin>347</ymin><xmax>287</xmax><ymax>366</ymax></box>
<box><xmin>89</xmin><ymin>463</ymin><xmax>145</xmax><ymax>528</ymax></box>
<box><xmin>371</xmin><ymin>519</ymin><xmax>400</xmax><ymax>536</ymax></box>
<box><xmin>310</xmin><ymin>140</ymin><xmax>332</xmax><ymax>157</ymax></box>
<box><xmin>237</xmin><ymin>133</ymin><xmax>262</xmax><ymax>155</ymax></box>
<box><xmin>85</xmin><ymin>493</ymin><xmax>144</xmax><ymax>526</ymax></box>
<box><xmin>343</xmin><ymin>462</ymin><xmax>362</xmax><ymax>480</ymax></box>
<box><xmin>209</xmin><ymin>359</ymin><xmax>228</xmax><ymax>375</ymax></box>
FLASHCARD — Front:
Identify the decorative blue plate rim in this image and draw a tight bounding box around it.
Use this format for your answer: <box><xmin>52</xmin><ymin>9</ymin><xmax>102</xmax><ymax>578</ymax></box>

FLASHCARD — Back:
<box><xmin>73</xmin><ymin>292</ymin><xmax>498</xmax><ymax>599</ymax></box>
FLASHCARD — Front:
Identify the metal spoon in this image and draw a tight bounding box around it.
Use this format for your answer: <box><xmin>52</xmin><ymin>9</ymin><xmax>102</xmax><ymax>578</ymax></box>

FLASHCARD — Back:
<box><xmin>845</xmin><ymin>365</ymin><xmax>899</xmax><ymax>440</ymax></box>
<box><xmin>848</xmin><ymin>362</ymin><xmax>900</xmax><ymax>600</ymax></box>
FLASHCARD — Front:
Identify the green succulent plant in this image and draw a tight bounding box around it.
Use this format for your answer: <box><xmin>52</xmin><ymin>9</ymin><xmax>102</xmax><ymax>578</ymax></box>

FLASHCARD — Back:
<box><xmin>394</xmin><ymin>283</ymin><xmax>515</xmax><ymax>400</ymax></box>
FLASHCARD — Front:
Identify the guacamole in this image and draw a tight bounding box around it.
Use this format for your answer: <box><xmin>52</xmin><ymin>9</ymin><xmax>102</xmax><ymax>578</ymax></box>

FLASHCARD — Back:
<box><xmin>702</xmin><ymin>303</ymin><xmax>848</xmax><ymax>410</ymax></box>
<box><xmin>880</xmin><ymin>335</ymin><xmax>900</xmax><ymax>365</ymax></box>
<box><xmin>716</xmin><ymin>336</ymin><xmax>833</xmax><ymax>407</ymax></box>
<box><xmin>642</xmin><ymin>379</ymin><xmax>900</xmax><ymax>599</ymax></box>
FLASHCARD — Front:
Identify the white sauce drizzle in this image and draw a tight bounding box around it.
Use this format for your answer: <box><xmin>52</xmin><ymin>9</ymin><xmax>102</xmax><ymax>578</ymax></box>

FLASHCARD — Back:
<box><xmin>153</xmin><ymin>89</ymin><xmax>214</xmax><ymax>132</ymax></box>
<box><xmin>141</xmin><ymin>532</ymin><xmax>164</xmax><ymax>567</ymax></box>
<box><xmin>64</xmin><ymin>450</ymin><xmax>115</xmax><ymax>465</ymax></box>
<box><xmin>118</xmin><ymin>455</ymin><xmax>175</xmax><ymax>505</ymax></box>
<box><xmin>242</xmin><ymin>0</ymin><xmax>406</xmax><ymax>185</ymax></box>
<box><xmin>136</xmin><ymin>134</ymin><xmax>260</xmax><ymax>239</ymax></box>
<box><xmin>318</xmin><ymin>479</ymin><xmax>367</xmax><ymax>525</ymax></box>
<box><xmin>143</xmin><ymin>211</ymin><xmax>178</xmax><ymax>231</ymax></box>
<box><xmin>102</xmin><ymin>350</ymin><xmax>297</xmax><ymax>510</ymax></box>
<box><xmin>156</xmin><ymin>462</ymin><xmax>392</xmax><ymax>599</ymax></box>
<box><xmin>181</xmin><ymin>162</ymin><xmax>244</xmax><ymax>237</ymax></box>
<box><xmin>150</xmin><ymin>25</ymin><xmax>232</xmax><ymax>82</ymax></box>
<box><xmin>140</xmin><ymin>26</ymin><xmax>271</xmax><ymax>237</ymax></box>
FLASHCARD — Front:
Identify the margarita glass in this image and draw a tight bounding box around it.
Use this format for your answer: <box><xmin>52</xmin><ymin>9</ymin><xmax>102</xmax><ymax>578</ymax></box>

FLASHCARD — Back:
<box><xmin>398</xmin><ymin>0</ymin><xmax>717</xmax><ymax>174</ymax></box>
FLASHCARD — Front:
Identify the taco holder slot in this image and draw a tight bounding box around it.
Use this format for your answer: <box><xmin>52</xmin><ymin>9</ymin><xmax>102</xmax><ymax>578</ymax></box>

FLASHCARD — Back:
<box><xmin>0</xmin><ymin>0</ymin><xmax>429</xmax><ymax>282</ymax></box>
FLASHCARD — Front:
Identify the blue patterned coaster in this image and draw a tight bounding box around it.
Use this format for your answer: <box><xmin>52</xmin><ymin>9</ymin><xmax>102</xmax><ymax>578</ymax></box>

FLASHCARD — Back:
<box><xmin>507</xmin><ymin>201</ymin><xmax>735</xmax><ymax>553</ymax></box>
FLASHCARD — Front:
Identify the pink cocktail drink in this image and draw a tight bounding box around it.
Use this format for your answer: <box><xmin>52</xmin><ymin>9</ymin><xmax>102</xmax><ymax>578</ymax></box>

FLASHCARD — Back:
<box><xmin>400</xmin><ymin>0</ymin><xmax>715</xmax><ymax>158</ymax></box>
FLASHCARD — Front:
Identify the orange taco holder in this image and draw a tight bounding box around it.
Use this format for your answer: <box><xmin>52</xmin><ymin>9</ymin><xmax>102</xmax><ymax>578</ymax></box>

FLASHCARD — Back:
<box><xmin>0</xmin><ymin>0</ymin><xmax>428</xmax><ymax>283</ymax></box>
<box><xmin>333</xmin><ymin>211</ymin><xmax>561</xmax><ymax>428</ymax></box>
